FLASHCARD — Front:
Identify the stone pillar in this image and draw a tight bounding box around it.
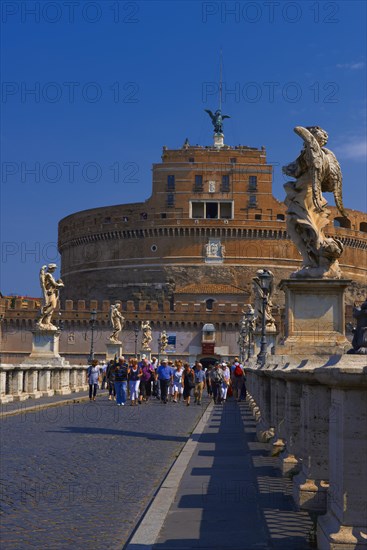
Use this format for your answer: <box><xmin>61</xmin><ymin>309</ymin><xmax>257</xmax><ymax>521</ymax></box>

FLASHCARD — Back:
<box><xmin>11</xmin><ymin>369</ymin><xmax>27</xmax><ymax>401</ymax></box>
<box><xmin>55</xmin><ymin>368</ymin><xmax>71</xmax><ymax>395</ymax></box>
<box><xmin>279</xmin><ymin>380</ymin><xmax>302</xmax><ymax>475</ymax></box>
<box><xmin>38</xmin><ymin>369</ymin><xmax>53</xmax><ymax>396</ymax></box>
<box><xmin>25</xmin><ymin>369</ymin><xmax>42</xmax><ymax>399</ymax></box>
<box><xmin>317</xmin><ymin>389</ymin><xmax>367</xmax><ymax>549</ymax></box>
<box><xmin>256</xmin><ymin>375</ymin><xmax>274</xmax><ymax>443</ymax></box>
<box><xmin>270</xmin><ymin>378</ymin><xmax>286</xmax><ymax>456</ymax></box>
<box><xmin>0</xmin><ymin>368</ymin><xmax>13</xmax><ymax>404</ymax></box>
<box><xmin>293</xmin><ymin>384</ymin><xmax>330</xmax><ymax>513</ymax></box>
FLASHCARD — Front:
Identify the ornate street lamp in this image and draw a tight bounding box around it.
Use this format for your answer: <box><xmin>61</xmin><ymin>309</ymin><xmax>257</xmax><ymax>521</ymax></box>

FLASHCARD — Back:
<box><xmin>134</xmin><ymin>324</ymin><xmax>139</xmax><ymax>357</ymax></box>
<box><xmin>245</xmin><ymin>307</ymin><xmax>255</xmax><ymax>360</ymax></box>
<box><xmin>257</xmin><ymin>270</ymin><xmax>273</xmax><ymax>366</ymax></box>
<box><xmin>88</xmin><ymin>309</ymin><xmax>97</xmax><ymax>363</ymax></box>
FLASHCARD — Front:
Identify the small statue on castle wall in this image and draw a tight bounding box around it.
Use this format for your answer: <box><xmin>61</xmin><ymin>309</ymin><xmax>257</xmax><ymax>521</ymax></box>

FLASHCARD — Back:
<box><xmin>37</xmin><ymin>264</ymin><xmax>64</xmax><ymax>331</ymax></box>
<box><xmin>108</xmin><ymin>302</ymin><xmax>125</xmax><ymax>344</ymax></box>
<box><xmin>159</xmin><ymin>330</ymin><xmax>168</xmax><ymax>353</ymax></box>
<box><xmin>141</xmin><ymin>320</ymin><xmax>152</xmax><ymax>350</ymax></box>
<box><xmin>252</xmin><ymin>270</ymin><xmax>276</xmax><ymax>332</ymax></box>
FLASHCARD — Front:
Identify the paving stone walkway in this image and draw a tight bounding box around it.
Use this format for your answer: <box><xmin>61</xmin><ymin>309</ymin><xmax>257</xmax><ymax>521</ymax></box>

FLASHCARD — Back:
<box><xmin>150</xmin><ymin>401</ymin><xmax>313</xmax><ymax>550</ymax></box>
<box><xmin>0</xmin><ymin>394</ymin><xmax>208</xmax><ymax>549</ymax></box>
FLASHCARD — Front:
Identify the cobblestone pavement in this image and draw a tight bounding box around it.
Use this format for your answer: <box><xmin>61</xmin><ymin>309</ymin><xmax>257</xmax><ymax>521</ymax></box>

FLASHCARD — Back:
<box><xmin>0</xmin><ymin>395</ymin><xmax>209</xmax><ymax>549</ymax></box>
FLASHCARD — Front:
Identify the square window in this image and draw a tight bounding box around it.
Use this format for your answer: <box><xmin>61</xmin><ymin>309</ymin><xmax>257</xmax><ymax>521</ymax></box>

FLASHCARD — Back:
<box><xmin>230</xmin><ymin>158</ymin><xmax>237</xmax><ymax>163</ymax></box>
<box><xmin>160</xmin><ymin>213</ymin><xmax>167</xmax><ymax>219</ymax></box>
<box><xmin>255</xmin><ymin>214</ymin><xmax>262</xmax><ymax>220</ymax></box>
<box><xmin>206</xmin><ymin>202</ymin><xmax>218</xmax><ymax>219</ymax></box>
<box><xmin>192</xmin><ymin>203</ymin><xmax>204</xmax><ymax>218</ymax></box>
<box><xmin>220</xmin><ymin>202</ymin><xmax>232</xmax><ymax>219</ymax></box>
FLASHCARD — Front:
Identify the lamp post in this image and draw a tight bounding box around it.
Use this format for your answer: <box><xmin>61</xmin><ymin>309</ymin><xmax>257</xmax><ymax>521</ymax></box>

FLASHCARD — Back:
<box><xmin>157</xmin><ymin>335</ymin><xmax>161</xmax><ymax>364</ymax></box>
<box><xmin>88</xmin><ymin>309</ymin><xmax>97</xmax><ymax>363</ymax></box>
<box><xmin>257</xmin><ymin>270</ymin><xmax>273</xmax><ymax>366</ymax></box>
<box><xmin>245</xmin><ymin>308</ymin><xmax>255</xmax><ymax>360</ymax></box>
<box><xmin>134</xmin><ymin>325</ymin><xmax>139</xmax><ymax>357</ymax></box>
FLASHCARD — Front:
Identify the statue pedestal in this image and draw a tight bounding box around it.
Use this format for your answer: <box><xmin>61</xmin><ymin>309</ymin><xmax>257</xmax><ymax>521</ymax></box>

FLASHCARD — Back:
<box><xmin>214</xmin><ymin>133</ymin><xmax>224</xmax><ymax>148</ymax></box>
<box><xmin>278</xmin><ymin>279</ymin><xmax>351</xmax><ymax>355</ymax></box>
<box><xmin>106</xmin><ymin>343</ymin><xmax>122</xmax><ymax>361</ymax></box>
<box><xmin>23</xmin><ymin>329</ymin><xmax>68</xmax><ymax>368</ymax></box>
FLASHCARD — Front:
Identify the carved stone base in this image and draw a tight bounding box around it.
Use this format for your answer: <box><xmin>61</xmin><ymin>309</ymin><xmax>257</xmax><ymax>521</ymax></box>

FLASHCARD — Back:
<box><xmin>293</xmin><ymin>470</ymin><xmax>329</xmax><ymax>512</ymax></box>
<box><xmin>279</xmin><ymin>279</ymin><xmax>351</xmax><ymax>355</ymax></box>
<box><xmin>317</xmin><ymin>512</ymin><xmax>367</xmax><ymax>549</ymax></box>
<box><xmin>278</xmin><ymin>451</ymin><xmax>300</xmax><ymax>476</ymax></box>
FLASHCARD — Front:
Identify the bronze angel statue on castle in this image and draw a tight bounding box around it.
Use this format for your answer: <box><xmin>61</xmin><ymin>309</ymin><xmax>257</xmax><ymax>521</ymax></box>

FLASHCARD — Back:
<box><xmin>283</xmin><ymin>126</ymin><xmax>347</xmax><ymax>279</ymax></box>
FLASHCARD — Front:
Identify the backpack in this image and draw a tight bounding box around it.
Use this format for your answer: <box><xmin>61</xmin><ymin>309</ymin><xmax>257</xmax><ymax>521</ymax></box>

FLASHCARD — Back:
<box><xmin>234</xmin><ymin>364</ymin><xmax>243</xmax><ymax>377</ymax></box>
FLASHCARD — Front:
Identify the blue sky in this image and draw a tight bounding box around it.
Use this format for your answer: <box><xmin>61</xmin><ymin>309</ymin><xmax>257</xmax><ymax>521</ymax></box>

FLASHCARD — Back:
<box><xmin>1</xmin><ymin>0</ymin><xmax>366</xmax><ymax>296</ymax></box>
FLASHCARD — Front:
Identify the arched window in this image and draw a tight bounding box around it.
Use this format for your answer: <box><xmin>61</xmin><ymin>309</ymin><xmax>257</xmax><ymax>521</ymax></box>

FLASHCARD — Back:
<box><xmin>206</xmin><ymin>299</ymin><xmax>215</xmax><ymax>311</ymax></box>
<box><xmin>360</xmin><ymin>222</ymin><xmax>367</xmax><ymax>233</ymax></box>
<box><xmin>334</xmin><ymin>217</ymin><xmax>351</xmax><ymax>229</ymax></box>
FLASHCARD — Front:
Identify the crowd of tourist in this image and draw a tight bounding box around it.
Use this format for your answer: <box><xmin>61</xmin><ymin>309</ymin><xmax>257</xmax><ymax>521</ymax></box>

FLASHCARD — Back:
<box><xmin>87</xmin><ymin>356</ymin><xmax>247</xmax><ymax>406</ymax></box>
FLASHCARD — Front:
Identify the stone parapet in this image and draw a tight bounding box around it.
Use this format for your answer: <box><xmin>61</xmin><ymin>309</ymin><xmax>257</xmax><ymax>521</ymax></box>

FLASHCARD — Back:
<box><xmin>245</xmin><ymin>354</ymin><xmax>367</xmax><ymax>550</ymax></box>
<box><xmin>0</xmin><ymin>364</ymin><xmax>88</xmax><ymax>404</ymax></box>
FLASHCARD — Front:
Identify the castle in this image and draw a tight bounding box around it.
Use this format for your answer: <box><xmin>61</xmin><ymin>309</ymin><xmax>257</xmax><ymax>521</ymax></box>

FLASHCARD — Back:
<box><xmin>1</xmin><ymin>122</ymin><xmax>366</xmax><ymax>364</ymax></box>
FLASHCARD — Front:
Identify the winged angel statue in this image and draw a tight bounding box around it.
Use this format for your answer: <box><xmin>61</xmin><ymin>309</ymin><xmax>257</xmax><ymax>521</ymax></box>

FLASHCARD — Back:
<box><xmin>204</xmin><ymin>109</ymin><xmax>230</xmax><ymax>135</ymax></box>
<box><xmin>283</xmin><ymin>126</ymin><xmax>347</xmax><ymax>279</ymax></box>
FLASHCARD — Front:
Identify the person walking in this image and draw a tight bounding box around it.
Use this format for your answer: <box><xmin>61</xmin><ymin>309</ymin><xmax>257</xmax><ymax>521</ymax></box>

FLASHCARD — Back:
<box><xmin>182</xmin><ymin>362</ymin><xmax>195</xmax><ymax>406</ymax></box>
<box><xmin>128</xmin><ymin>359</ymin><xmax>142</xmax><ymax>406</ymax></box>
<box><xmin>172</xmin><ymin>361</ymin><xmax>184</xmax><ymax>403</ymax></box>
<box><xmin>156</xmin><ymin>358</ymin><xmax>174</xmax><ymax>404</ymax></box>
<box><xmin>194</xmin><ymin>362</ymin><xmax>206</xmax><ymax>405</ymax></box>
<box><xmin>221</xmin><ymin>362</ymin><xmax>231</xmax><ymax>403</ymax></box>
<box><xmin>139</xmin><ymin>357</ymin><xmax>154</xmax><ymax>403</ymax></box>
<box><xmin>114</xmin><ymin>356</ymin><xmax>129</xmax><ymax>406</ymax></box>
<box><xmin>231</xmin><ymin>357</ymin><xmax>245</xmax><ymax>401</ymax></box>
<box><xmin>106</xmin><ymin>359</ymin><xmax>116</xmax><ymax>401</ymax></box>
<box><xmin>87</xmin><ymin>359</ymin><xmax>100</xmax><ymax>401</ymax></box>
<box><xmin>210</xmin><ymin>363</ymin><xmax>224</xmax><ymax>404</ymax></box>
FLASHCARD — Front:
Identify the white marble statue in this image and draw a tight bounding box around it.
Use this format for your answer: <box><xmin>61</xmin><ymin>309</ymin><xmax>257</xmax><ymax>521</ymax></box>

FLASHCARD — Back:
<box><xmin>252</xmin><ymin>270</ymin><xmax>276</xmax><ymax>332</ymax></box>
<box><xmin>108</xmin><ymin>302</ymin><xmax>125</xmax><ymax>344</ymax></box>
<box><xmin>283</xmin><ymin>126</ymin><xmax>347</xmax><ymax>279</ymax></box>
<box><xmin>141</xmin><ymin>320</ymin><xmax>152</xmax><ymax>350</ymax></box>
<box><xmin>37</xmin><ymin>264</ymin><xmax>64</xmax><ymax>331</ymax></box>
<box><xmin>159</xmin><ymin>330</ymin><xmax>168</xmax><ymax>353</ymax></box>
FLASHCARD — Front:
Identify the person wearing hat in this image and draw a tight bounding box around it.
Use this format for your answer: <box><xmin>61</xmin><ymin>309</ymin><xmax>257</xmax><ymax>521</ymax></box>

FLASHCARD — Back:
<box><xmin>156</xmin><ymin>358</ymin><xmax>174</xmax><ymax>404</ymax></box>
<box><xmin>193</xmin><ymin>363</ymin><xmax>206</xmax><ymax>405</ymax></box>
<box><xmin>87</xmin><ymin>359</ymin><xmax>100</xmax><ymax>401</ymax></box>
<box><xmin>221</xmin><ymin>362</ymin><xmax>231</xmax><ymax>403</ymax></box>
<box><xmin>210</xmin><ymin>363</ymin><xmax>224</xmax><ymax>404</ymax></box>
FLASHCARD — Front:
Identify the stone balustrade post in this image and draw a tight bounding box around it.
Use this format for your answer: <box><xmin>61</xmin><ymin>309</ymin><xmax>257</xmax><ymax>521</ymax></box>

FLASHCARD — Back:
<box><xmin>293</xmin><ymin>384</ymin><xmax>331</xmax><ymax>513</ymax></box>
<box><xmin>38</xmin><ymin>369</ymin><xmax>53</xmax><ymax>396</ymax></box>
<box><xmin>280</xmin><ymin>380</ymin><xmax>302</xmax><ymax>475</ymax></box>
<box><xmin>11</xmin><ymin>369</ymin><xmax>27</xmax><ymax>401</ymax></box>
<box><xmin>269</xmin><ymin>377</ymin><xmax>286</xmax><ymax>456</ymax></box>
<box><xmin>317</xmin><ymin>387</ymin><xmax>367</xmax><ymax>550</ymax></box>
<box><xmin>256</xmin><ymin>374</ymin><xmax>274</xmax><ymax>442</ymax></box>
